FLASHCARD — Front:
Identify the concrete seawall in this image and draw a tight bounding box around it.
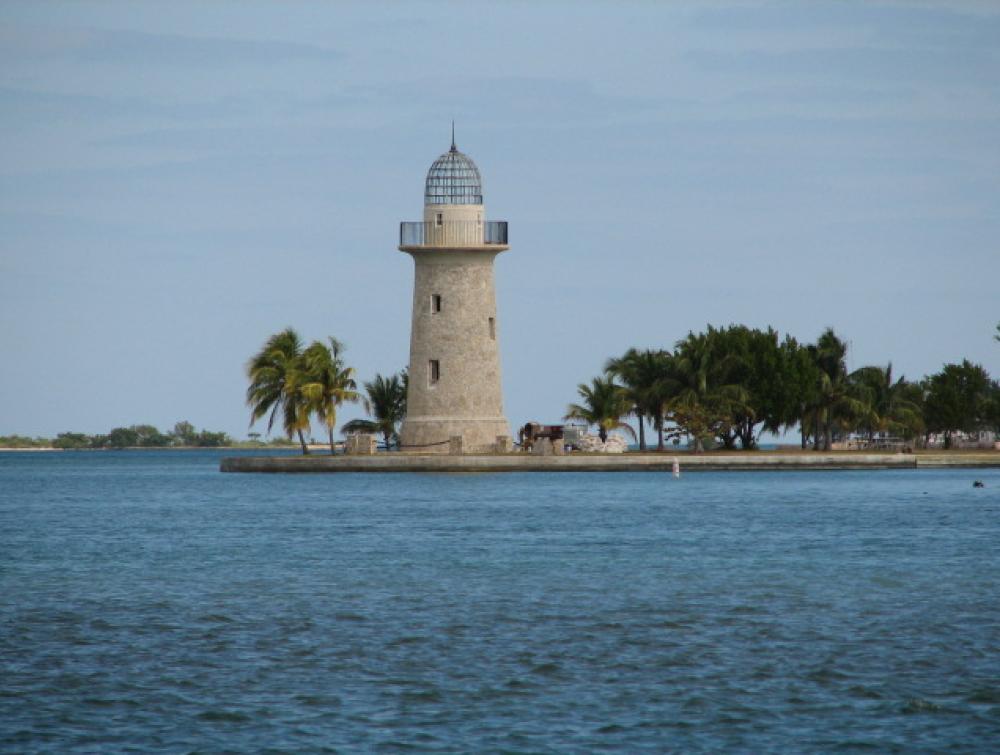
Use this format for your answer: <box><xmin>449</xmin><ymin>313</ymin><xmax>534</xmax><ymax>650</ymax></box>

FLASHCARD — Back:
<box><xmin>220</xmin><ymin>453</ymin><xmax>1000</xmax><ymax>474</ymax></box>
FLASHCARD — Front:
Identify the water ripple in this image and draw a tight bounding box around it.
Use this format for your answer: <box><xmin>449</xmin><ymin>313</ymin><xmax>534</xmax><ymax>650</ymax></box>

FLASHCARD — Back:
<box><xmin>2</xmin><ymin>453</ymin><xmax>999</xmax><ymax>750</ymax></box>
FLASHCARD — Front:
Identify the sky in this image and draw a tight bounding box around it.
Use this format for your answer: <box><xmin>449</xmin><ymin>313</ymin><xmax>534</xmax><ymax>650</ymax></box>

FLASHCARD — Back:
<box><xmin>2</xmin><ymin>0</ymin><xmax>999</xmax><ymax>440</ymax></box>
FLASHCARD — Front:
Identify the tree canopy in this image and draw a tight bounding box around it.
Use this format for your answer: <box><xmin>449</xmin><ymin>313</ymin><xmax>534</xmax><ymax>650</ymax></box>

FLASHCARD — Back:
<box><xmin>584</xmin><ymin>323</ymin><xmax>999</xmax><ymax>452</ymax></box>
<box><xmin>246</xmin><ymin>329</ymin><xmax>360</xmax><ymax>454</ymax></box>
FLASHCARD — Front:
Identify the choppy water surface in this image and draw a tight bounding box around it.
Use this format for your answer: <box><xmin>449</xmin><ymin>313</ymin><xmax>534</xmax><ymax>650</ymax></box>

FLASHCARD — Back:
<box><xmin>2</xmin><ymin>451</ymin><xmax>999</xmax><ymax>752</ymax></box>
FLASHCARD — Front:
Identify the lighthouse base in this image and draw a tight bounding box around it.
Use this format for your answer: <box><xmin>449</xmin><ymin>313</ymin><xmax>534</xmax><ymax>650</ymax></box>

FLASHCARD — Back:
<box><xmin>400</xmin><ymin>416</ymin><xmax>510</xmax><ymax>454</ymax></box>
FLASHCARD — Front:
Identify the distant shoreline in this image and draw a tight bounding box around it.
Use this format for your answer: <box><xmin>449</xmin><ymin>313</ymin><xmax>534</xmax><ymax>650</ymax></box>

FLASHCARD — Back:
<box><xmin>0</xmin><ymin>445</ymin><xmax>299</xmax><ymax>452</ymax></box>
<box><xmin>0</xmin><ymin>447</ymin><xmax>64</xmax><ymax>452</ymax></box>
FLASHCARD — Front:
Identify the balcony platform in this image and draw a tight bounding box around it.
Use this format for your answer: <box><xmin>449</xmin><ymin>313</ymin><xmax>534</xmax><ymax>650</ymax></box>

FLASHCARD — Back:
<box><xmin>399</xmin><ymin>220</ymin><xmax>507</xmax><ymax>251</ymax></box>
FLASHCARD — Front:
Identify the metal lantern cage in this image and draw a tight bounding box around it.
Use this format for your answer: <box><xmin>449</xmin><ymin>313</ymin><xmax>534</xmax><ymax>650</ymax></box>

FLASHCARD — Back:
<box><xmin>424</xmin><ymin>146</ymin><xmax>484</xmax><ymax>205</ymax></box>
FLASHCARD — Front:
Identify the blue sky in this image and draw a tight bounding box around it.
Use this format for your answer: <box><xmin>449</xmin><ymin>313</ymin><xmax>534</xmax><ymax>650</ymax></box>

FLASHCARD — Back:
<box><xmin>2</xmin><ymin>1</ymin><xmax>998</xmax><ymax>439</ymax></box>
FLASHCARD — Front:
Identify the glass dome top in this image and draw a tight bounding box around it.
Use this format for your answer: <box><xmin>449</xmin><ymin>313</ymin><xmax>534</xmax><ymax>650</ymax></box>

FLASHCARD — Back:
<box><xmin>424</xmin><ymin>140</ymin><xmax>483</xmax><ymax>206</ymax></box>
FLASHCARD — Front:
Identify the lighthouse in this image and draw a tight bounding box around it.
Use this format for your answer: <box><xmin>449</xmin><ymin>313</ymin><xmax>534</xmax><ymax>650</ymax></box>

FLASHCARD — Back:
<box><xmin>398</xmin><ymin>134</ymin><xmax>510</xmax><ymax>452</ymax></box>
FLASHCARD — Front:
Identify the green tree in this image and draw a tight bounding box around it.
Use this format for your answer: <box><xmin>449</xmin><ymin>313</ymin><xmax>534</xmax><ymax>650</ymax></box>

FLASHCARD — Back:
<box><xmin>106</xmin><ymin>427</ymin><xmax>140</xmax><ymax>448</ymax></box>
<box><xmin>0</xmin><ymin>435</ymin><xmax>49</xmax><ymax>448</ymax></box>
<box><xmin>643</xmin><ymin>350</ymin><xmax>676</xmax><ymax>451</ymax></box>
<box><xmin>171</xmin><ymin>420</ymin><xmax>197</xmax><ymax>446</ymax></box>
<box><xmin>848</xmin><ymin>363</ymin><xmax>923</xmax><ymax>442</ymax></box>
<box><xmin>809</xmin><ymin>328</ymin><xmax>867</xmax><ymax>451</ymax></box>
<box><xmin>667</xmin><ymin>330</ymin><xmax>746</xmax><ymax>452</ymax></box>
<box><xmin>701</xmin><ymin>325</ymin><xmax>786</xmax><ymax>449</ymax></box>
<box><xmin>133</xmin><ymin>424</ymin><xmax>171</xmax><ymax>447</ymax></box>
<box><xmin>341</xmin><ymin>371</ymin><xmax>407</xmax><ymax>450</ymax></box>
<box><xmin>246</xmin><ymin>328</ymin><xmax>311</xmax><ymax>454</ymax></box>
<box><xmin>987</xmin><ymin>379</ymin><xmax>1000</xmax><ymax>435</ymax></box>
<box><xmin>606</xmin><ymin>348</ymin><xmax>675</xmax><ymax>451</ymax></box>
<box><xmin>564</xmin><ymin>376</ymin><xmax>636</xmax><ymax>443</ymax></box>
<box><xmin>299</xmin><ymin>338</ymin><xmax>360</xmax><ymax>454</ymax></box>
<box><xmin>52</xmin><ymin>432</ymin><xmax>92</xmax><ymax>449</ymax></box>
<box><xmin>775</xmin><ymin>335</ymin><xmax>821</xmax><ymax>449</ymax></box>
<box><xmin>923</xmin><ymin>360</ymin><xmax>993</xmax><ymax>448</ymax></box>
<box><xmin>605</xmin><ymin>349</ymin><xmax>647</xmax><ymax>450</ymax></box>
<box><xmin>194</xmin><ymin>430</ymin><xmax>231</xmax><ymax>447</ymax></box>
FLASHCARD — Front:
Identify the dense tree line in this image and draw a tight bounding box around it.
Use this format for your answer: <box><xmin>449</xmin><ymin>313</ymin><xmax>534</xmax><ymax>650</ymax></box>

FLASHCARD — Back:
<box><xmin>57</xmin><ymin>422</ymin><xmax>234</xmax><ymax>449</ymax></box>
<box><xmin>569</xmin><ymin>324</ymin><xmax>1000</xmax><ymax>452</ymax></box>
<box><xmin>0</xmin><ymin>422</ymin><xmax>235</xmax><ymax>450</ymax></box>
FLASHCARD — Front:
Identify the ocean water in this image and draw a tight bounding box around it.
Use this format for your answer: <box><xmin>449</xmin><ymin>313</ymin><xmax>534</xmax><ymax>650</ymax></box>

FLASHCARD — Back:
<box><xmin>1</xmin><ymin>451</ymin><xmax>998</xmax><ymax>752</ymax></box>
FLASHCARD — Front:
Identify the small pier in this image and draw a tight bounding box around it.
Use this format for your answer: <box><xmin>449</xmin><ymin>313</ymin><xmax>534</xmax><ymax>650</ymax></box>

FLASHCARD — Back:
<box><xmin>220</xmin><ymin>452</ymin><xmax>1000</xmax><ymax>474</ymax></box>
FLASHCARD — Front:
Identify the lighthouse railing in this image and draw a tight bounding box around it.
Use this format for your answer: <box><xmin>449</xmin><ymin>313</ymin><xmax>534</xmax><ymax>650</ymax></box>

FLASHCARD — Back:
<box><xmin>400</xmin><ymin>221</ymin><xmax>507</xmax><ymax>247</ymax></box>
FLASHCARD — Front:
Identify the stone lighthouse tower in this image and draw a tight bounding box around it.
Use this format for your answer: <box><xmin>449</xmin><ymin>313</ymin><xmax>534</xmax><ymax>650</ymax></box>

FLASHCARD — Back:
<box><xmin>398</xmin><ymin>134</ymin><xmax>510</xmax><ymax>452</ymax></box>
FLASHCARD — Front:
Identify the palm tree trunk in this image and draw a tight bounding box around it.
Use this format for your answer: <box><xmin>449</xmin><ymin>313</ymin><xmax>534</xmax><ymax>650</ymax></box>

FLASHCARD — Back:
<box><xmin>329</xmin><ymin>427</ymin><xmax>336</xmax><ymax>455</ymax></box>
<box><xmin>599</xmin><ymin>427</ymin><xmax>608</xmax><ymax>443</ymax></box>
<box><xmin>812</xmin><ymin>408</ymin><xmax>821</xmax><ymax>451</ymax></box>
<box><xmin>637</xmin><ymin>413</ymin><xmax>646</xmax><ymax>451</ymax></box>
<box><xmin>657</xmin><ymin>418</ymin><xmax>664</xmax><ymax>451</ymax></box>
<box><xmin>298</xmin><ymin>429</ymin><xmax>310</xmax><ymax>455</ymax></box>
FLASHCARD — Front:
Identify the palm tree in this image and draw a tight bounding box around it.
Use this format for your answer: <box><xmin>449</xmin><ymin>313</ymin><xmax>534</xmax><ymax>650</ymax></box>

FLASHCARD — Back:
<box><xmin>300</xmin><ymin>338</ymin><xmax>360</xmax><ymax>454</ymax></box>
<box><xmin>849</xmin><ymin>363</ymin><xmax>923</xmax><ymax>443</ymax></box>
<box><xmin>564</xmin><ymin>376</ymin><xmax>636</xmax><ymax>444</ymax></box>
<box><xmin>605</xmin><ymin>348</ymin><xmax>674</xmax><ymax>451</ymax></box>
<box><xmin>341</xmin><ymin>371</ymin><xmax>407</xmax><ymax>450</ymax></box>
<box><xmin>645</xmin><ymin>350</ymin><xmax>676</xmax><ymax>451</ymax></box>
<box><xmin>810</xmin><ymin>328</ymin><xmax>868</xmax><ymax>451</ymax></box>
<box><xmin>246</xmin><ymin>328</ymin><xmax>311</xmax><ymax>454</ymax></box>
<box><xmin>606</xmin><ymin>349</ymin><xmax>648</xmax><ymax>450</ymax></box>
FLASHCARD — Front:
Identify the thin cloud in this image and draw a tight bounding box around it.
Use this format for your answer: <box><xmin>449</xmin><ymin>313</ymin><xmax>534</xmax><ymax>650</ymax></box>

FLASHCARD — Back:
<box><xmin>0</xmin><ymin>25</ymin><xmax>342</xmax><ymax>67</ymax></box>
